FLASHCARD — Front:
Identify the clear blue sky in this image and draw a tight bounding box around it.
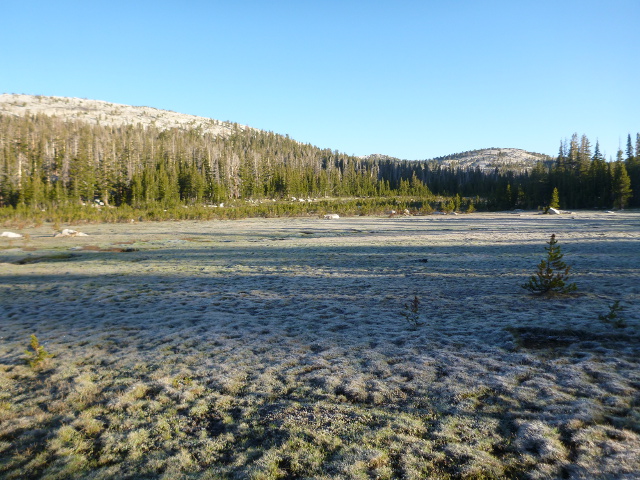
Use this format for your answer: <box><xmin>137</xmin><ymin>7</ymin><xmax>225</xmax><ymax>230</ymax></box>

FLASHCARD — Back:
<box><xmin>2</xmin><ymin>1</ymin><xmax>638</xmax><ymax>160</ymax></box>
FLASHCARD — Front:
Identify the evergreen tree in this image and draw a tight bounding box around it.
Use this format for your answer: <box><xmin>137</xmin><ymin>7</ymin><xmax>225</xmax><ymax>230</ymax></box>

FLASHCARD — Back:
<box><xmin>528</xmin><ymin>162</ymin><xmax>549</xmax><ymax>208</ymax></box>
<box><xmin>522</xmin><ymin>234</ymin><xmax>577</xmax><ymax>295</ymax></box>
<box><xmin>625</xmin><ymin>133</ymin><xmax>640</xmax><ymax>207</ymax></box>
<box><xmin>588</xmin><ymin>141</ymin><xmax>609</xmax><ymax>208</ymax></box>
<box><xmin>626</xmin><ymin>134</ymin><xmax>634</xmax><ymax>161</ymax></box>
<box><xmin>549</xmin><ymin>187</ymin><xmax>560</xmax><ymax>210</ymax></box>
<box><xmin>592</xmin><ymin>140</ymin><xmax>604</xmax><ymax>162</ymax></box>
<box><xmin>612</xmin><ymin>161</ymin><xmax>632</xmax><ymax>209</ymax></box>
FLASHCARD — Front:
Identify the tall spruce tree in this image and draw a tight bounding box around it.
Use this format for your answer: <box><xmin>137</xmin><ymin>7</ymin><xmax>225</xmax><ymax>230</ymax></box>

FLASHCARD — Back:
<box><xmin>589</xmin><ymin>141</ymin><xmax>609</xmax><ymax>208</ymax></box>
<box><xmin>626</xmin><ymin>134</ymin><xmax>634</xmax><ymax>161</ymax></box>
<box><xmin>626</xmin><ymin>133</ymin><xmax>640</xmax><ymax>207</ymax></box>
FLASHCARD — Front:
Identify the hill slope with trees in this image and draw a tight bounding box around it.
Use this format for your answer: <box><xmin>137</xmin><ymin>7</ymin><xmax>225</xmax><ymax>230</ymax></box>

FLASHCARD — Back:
<box><xmin>0</xmin><ymin>95</ymin><xmax>637</xmax><ymax>221</ymax></box>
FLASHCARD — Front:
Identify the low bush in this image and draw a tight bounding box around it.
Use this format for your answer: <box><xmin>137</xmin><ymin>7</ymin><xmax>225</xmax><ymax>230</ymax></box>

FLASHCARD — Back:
<box><xmin>24</xmin><ymin>335</ymin><xmax>53</xmax><ymax>369</ymax></box>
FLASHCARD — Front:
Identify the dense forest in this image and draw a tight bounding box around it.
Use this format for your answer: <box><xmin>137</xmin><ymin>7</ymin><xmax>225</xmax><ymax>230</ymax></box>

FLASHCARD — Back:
<box><xmin>0</xmin><ymin>113</ymin><xmax>637</xmax><ymax>221</ymax></box>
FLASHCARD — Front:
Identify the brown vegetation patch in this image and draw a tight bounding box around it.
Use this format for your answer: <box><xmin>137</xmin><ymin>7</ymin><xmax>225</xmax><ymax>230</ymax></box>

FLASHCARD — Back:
<box><xmin>81</xmin><ymin>245</ymin><xmax>139</xmax><ymax>252</ymax></box>
<box><xmin>507</xmin><ymin>326</ymin><xmax>639</xmax><ymax>350</ymax></box>
<box><xmin>13</xmin><ymin>253</ymin><xmax>76</xmax><ymax>264</ymax></box>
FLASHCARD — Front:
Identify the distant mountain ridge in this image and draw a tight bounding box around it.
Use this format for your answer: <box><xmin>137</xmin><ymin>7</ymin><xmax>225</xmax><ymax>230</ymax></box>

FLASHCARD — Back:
<box><xmin>1</xmin><ymin>93</ymin><xmax>550</xmax><ymax>171</ymax></box>
<box><xmin>428</xmin><ymin>148</ymin><xmax>552</xmax><ymax>172</ymax></box>
<box><xmin>366</xmin><ymin>148</ymin><xmax>552</xmax><ymax>173</ymax></box>
<box><xmin>0</xmin><ymin>93</ymin><xmax>256</xmax><ymax>138</ymax></box>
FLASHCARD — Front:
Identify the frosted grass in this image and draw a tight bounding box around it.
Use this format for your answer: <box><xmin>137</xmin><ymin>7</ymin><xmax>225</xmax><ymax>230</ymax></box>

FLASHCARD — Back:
<box><xmin>1</xmin><ymin>212</ymin><xmax>638</xmax><ymax>479</ymax></box>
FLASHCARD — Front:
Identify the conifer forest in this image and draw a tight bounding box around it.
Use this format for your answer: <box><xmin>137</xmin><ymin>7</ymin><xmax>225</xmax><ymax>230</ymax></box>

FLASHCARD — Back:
<box><xmin>0</xmin><ymin>113</ymin><xmax>637</xmax><ymax>221</ymax></box>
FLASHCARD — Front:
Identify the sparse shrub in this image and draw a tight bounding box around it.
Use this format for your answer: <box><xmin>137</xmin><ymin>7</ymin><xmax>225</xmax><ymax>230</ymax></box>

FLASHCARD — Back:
<box><xmin>522</xmin><ymin>234</ymin><xmax>577</xmax><ymax>295</ymax></box>
<box><xmin>465</xmin><ymin>201</ymin><xmax>476</xmax><ymax>213</ymax></box>
<box><xmin>598</xmin><ymin>301</ymin><xmax>626</xmax><ymax>328</ymax></box>
<box><xmin>401</xmin><ymin>295</ymin><xmax>424</xmax><ymax>327</ymax></box>
<box><xmin>24</xmin><ymin>334</ymin><xmax>53</xmax><ymax>369</ymax></box>
<box><xmin>172</xmin><ymin>375</ymin><xmax>194</xmax><ymax>388</ymax></box>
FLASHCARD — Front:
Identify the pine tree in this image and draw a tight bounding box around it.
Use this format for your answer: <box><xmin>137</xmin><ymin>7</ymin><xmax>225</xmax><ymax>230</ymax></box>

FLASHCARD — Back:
<box><xmin>589</xmin><ymin>141</ymin><xmax>609</xmax><ymax>208</ymax></box>
<box><xmin>612</xmin><ymin>161</ymin><xmax>632</xmax><ymax>209</ymax></box>
<box><xmin>626</xmin><ymin>133</ymin><xmax>640</xmax><ymax>207</ymax></box>
<box><xmin>626</xmin><ymin>134</ymin><xmax>634</xmax><ymax>161</ymax></box>
<box><xmin>522</xmin><ymin>234</ymin><xmax>577</xmax><ymax>295</ymax></box>
<box><xmin>549</xmin><ymin>187</ymin><xmax>560</xmax><ymax>210</ymax></box>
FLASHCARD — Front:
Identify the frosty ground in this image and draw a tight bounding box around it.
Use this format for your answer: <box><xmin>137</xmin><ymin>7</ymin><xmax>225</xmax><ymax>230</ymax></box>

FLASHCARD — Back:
<box><xmin>1</xmin><ymin>212</ymin><xmax>639</xmax><ymax>479</ymax></box>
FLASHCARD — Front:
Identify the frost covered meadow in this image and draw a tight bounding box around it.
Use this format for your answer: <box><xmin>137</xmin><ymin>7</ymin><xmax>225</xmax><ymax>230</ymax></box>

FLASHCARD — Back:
<box><xmin>1</xmin><ymin>212</ymin><xmax>639</xmax><ymax>479</ymax></box>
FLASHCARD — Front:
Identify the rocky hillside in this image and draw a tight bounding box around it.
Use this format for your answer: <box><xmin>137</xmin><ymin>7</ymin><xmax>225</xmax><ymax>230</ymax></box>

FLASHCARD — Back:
<box><xmin>1</xmin><ymin>94</ymin><xmax>550</xmax><ymax>171</ymax></box>
<box><xmin>0</xmin><ymin>93</ymin><xmax>255</xmax><ymax>137</ymax></box>
<box><xmin>365</xmin><ymin>148</ymin><xmax>552</xmax><ymax>173</ymax></box>
<box><xmin>428</xmin><ymin>148</ymin><xmax>552</xmax><ymax>172</ymax></box>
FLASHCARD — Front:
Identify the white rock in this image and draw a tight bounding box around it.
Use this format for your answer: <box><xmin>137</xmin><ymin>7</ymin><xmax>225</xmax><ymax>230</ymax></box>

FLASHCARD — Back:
<box><xmin>547</xmin><ymin>207</ymin><xmax>561</xmax><ymax>215</ymax></box>
<box><xmin>324</xmin><ymin>214</ymin><xmax>340</xmax><ymax>220</ymax></box>
<box><xmin>1</xmin><ymin>231</ymin><xmax>22</xmax><ymax>238</ymax></box>
<box><xmin>55</xmin><ymin>229</ymin><xmax>89</xmax><ymax>237</ymax></box>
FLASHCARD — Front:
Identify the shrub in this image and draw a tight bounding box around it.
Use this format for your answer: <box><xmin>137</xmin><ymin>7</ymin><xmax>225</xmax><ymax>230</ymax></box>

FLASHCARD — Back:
<box><xmin>24</xmin><ymin>334</ymin><xmax>53</xmax><ymax>369</ymax></box>
<box><xmin>598</xmin><ymin>301</ymin><xmax>626</xmax><ymax>328</ymax></box>
<box><xmin>522</xmin><ymin>234</ymin><xmax>577</xmax><ymax>295</ymax></box>
<box><xmin>401</xmin><ymin>295</ymin><xmax>424</xmax><ymax>327</ymax></box>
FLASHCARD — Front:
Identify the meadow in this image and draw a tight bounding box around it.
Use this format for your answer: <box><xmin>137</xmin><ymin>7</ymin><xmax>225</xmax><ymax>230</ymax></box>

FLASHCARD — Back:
<box><xmin>1</xmin><ymin>212</ymin><xmax>639</xmax><ymax>479</ymax></box>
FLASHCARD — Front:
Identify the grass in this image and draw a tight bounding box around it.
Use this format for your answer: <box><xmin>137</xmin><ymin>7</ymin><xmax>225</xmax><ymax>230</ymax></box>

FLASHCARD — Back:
<box><xmin>0</xmin><ymin>212</ymin><xmax>639</xmax><ymax>479</ymax></box>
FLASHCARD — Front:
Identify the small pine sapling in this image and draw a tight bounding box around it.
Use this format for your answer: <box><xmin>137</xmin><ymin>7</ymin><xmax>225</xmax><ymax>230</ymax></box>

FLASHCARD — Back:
<box><xmin>401</xmin><ymin>295</ymin><xmax>424</xmax><ymax>327</ymax></box>
<box><xmin>24</xmin><ymin>335</ymin><xmax>53</xmax><ymax>369</ymax></box>
<box><xmin>522</xmin><ymin>234</ymin><xmax>577</xmax><ymax>295</ymax></box>
<box><xmin>598</xmin><ymin>301</ymin><xmax>626</xmax><ymax>328</ymax></box>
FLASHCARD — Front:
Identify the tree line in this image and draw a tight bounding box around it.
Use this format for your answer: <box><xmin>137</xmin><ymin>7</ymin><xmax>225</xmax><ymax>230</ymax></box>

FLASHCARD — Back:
<box><xmin>0</xmin><ymin>113</ymin><xmax>637</xmax><ymax>214</ymax></box>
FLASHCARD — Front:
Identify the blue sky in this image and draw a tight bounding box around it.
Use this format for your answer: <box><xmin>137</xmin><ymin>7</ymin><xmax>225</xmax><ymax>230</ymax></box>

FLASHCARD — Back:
<box><xmin>2</xmin><ymin>1</ymin><xmax>638</xmax><ymax>159</ymax></box>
